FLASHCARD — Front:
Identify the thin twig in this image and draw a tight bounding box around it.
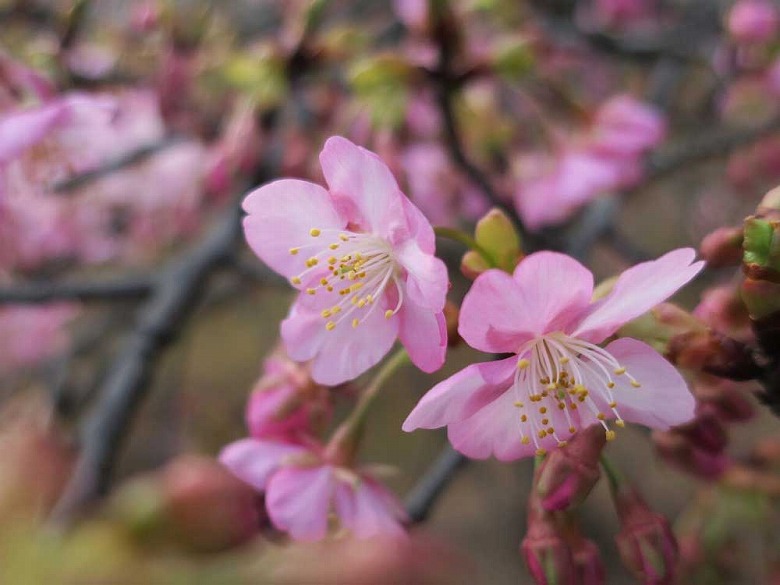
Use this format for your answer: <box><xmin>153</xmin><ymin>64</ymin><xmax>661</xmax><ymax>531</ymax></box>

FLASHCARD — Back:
<box><xmin>405</xmin><ymin>445</ymin><xmax>467</xmax><ymax>524</ymax></box>
<box><xmin>0</xmin><ymin>277</ymin><xmax>152</xmax><ymax>304</ymax></box>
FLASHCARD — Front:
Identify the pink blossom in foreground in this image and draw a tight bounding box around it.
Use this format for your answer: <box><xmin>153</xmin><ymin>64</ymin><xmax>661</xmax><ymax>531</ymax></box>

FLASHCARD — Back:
<box><xmin>403</xmin><ymin>249</ymin><xmax>703</xmax><ymax>460</ymax></box>
<box><xmin>220</xmin><ymin>437</ymin><xmax>406</xmax><ymax>541</ymax></box>
<box><xmin>727</xmin><ymin>0</ymin><xmax>779</xmax><ymax>44</ymax></box>
<box><xmin>242</xmin><ymin>136</ymin><xmax>448</xmax><ymax>385</ymax></box>
<box><xmin>514</xmin><ymin>95</ymin><xmax>665</xmax><ymax>231</ymax></box>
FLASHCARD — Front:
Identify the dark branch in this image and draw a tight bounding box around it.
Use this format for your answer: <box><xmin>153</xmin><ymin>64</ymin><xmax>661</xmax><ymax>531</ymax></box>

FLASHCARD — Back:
<box><xmin>405</xmin><ymin>445</ymin><xmax>467</xmax><ymax>524</ymax></box>
<box><xmin>50</xmin><ymin>202</ymin><xmax>244</xmax><ymax>523</ymax></box>
<box><xmin>0</xmin><ymin>277</ymin><xmax>152</xmax><ymax>304</ymax></box>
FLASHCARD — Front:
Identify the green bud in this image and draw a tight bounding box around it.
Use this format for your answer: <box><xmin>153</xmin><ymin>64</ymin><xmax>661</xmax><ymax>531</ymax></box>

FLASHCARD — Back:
<box><xmin>223</xmin><ymin>46</ymin><xmax>287</xmax><ymax>108</ymax></box>
<box><xmin>348</xmin><ymin>55</ymin><xmax>413</xmax><ymax>127</ymax></box>
<box><xmin>742</xmin><ymin>217</ymin><xmax>780</xmax><ymax>276</ymax></box>
<box><xmin>491</xmin><ymin>36</ymin><xmax>534</xmax><ymax>81</ymax></box>
<box><xmin>473</xmin><ymin>208</ymin><xmax>523</xmax><ymax>273</ymax></box>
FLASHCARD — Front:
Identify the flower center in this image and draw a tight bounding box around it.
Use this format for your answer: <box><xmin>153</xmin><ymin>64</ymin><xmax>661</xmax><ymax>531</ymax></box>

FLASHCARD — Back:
<box><xmin>511</xmin><ymin>332</ymin><xmax>640</xmax><ymax>456</ymax></box>
<box><xmin>288</xmin><ymin>228</ymin><xmax>402</xmax><ymax>331</ymax></box>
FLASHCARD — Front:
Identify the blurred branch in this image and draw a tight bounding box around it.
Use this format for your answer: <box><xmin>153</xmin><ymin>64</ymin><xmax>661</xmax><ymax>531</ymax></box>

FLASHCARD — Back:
<box><xmin>405</xmin><ymin>445</ymin><xmax>467</xmax><ymax>524</ymax></box>
<box><xmin>0</xmin><ymin>277</ymin><xmax>152</xmax><ymax>304</ymax></box>
<box><xmin>53</xmin><ymin>137</ymin><xmax>185</xmax><ymax>193</ymax></box>
<box><xmin>50</xmin><ymin>201</ymin><xmax>244</xmax><ymax>523</ymax></box>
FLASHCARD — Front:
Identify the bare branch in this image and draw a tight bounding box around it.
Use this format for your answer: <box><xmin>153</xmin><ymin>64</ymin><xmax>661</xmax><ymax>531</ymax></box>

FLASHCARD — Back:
<box><xmin>0</xmin><ymin>277</ymin><xmax>152</xmax><ymax>304</ymax></box>
<box><xmin>405</xmin><ymin>445</ymin><xmax>467</xmax><ymax>524</ymax></box>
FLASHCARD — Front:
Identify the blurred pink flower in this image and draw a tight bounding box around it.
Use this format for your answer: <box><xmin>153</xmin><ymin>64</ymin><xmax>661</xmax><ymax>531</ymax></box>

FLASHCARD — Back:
<box><xmin>246</xmin><ymin>347</ymin><xmax>331</xmax><ymax>440</ymax></box>
<box><xmin>400</xmin><ymin>142</ymin><xmax>487</xmax><ymax>227</ymax></box>
<box><xmin>220</xmin><ymin>436</ymin><xmax>406</xmax><ymax>541</ymax></box>
<box><xmin>242</xmin><ymin>136</ymin><xmax>448</xmax><ymax>385</ymax></box>
<box><xmin>0</xmin><ymin>304</ymin><xmax>78</xmax><ymax>371</ymax></box>
<box><xmin>404</xmin><ymin>249</ymin><xmax>702</xmax><ymax>460</ymax></box>
<box><xmin>727</xmin><ymin>0</ymin><xmax>779</xmax><ymax>44</ymax></box>
<box><xmin>514</xmin><ymin>95</ymin><xmax>665</xmax><ymax>231</ymax></box>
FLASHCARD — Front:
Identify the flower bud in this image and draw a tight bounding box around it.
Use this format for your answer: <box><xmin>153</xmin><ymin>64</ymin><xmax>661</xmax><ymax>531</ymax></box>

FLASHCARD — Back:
<box><xmin>727</xmin><ymin>0</ymin><xmax>779</xmax><ymax>44</ymax></box>
<box><xmin>693</xmin><ymin>376</ymin><xmax>755</xmax><ymax>423</ymax></box>
<box><xmin>699</xmin><ymin>227</ymin><xmax>743</xmax><ymax>268</ymax></box>
<box><xmin>111</xmin><ymin>455</ymin><xmax>260</xmax><ymax>553</ymax></box>
<box><xmin>461</xmin><ymin>208</ymin><xmax>524</xmax><ymax>279</ymax></box>
<box><xmin>536</xmin><ymin>425</ymin><xmax>606</xmax><ymax>511</ymax></box>
<box><xmin>613</xmin><ymin>487</ymin><xmax>679</xmax><ymax>585</ymax></box>
<box><xmin>571</xmin><ymin>537</ymin><xmax>606</xmax><ymax>585</ymax></box>
<box><xmin>693</xmin><ymin>284</ymin><xmax>752</xmax><ymax>343</ymax></box>
<box><xmin>652</xmin><ymin>430</ymin><xmax>730</xmax><ymax>480</ymax></box>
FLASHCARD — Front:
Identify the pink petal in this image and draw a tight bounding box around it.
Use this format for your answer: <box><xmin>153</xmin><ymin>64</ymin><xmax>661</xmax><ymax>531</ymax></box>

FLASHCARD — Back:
<box><xmin>587</xmin><ymin>338</ymin><xmax>696</xmax><ymax>430</ymax></box>
<box><xmin>398</xmin><ymin>297</ymin><xmax>447</xmax><ymax>373</ymax></box>
<box><xmin>399</xmin><ymin>191</ymin><xmax>436</xmax><ymax>253</ymax></box>
<box><xmin>395</xmin><ymin>239</ymin><xmax>448</xmax><ymax>311</ymax></box>
<box><xmin>402</xmin><ymin>357</ymin><xmax>516</xmax><ymax>431</ymax></box>
<box><xmin>219</xmin><ymin>438</ymin><xmax>308</xmax><ymax>491</ymax></box>
<box><xmin>281</xmin><ymin>293</ymin><xmax>399</xmax><ymax>385</ymax></box>
<box><xmin>446</xmin><ymin>389</ymin><xmax>536</xmax><ymax>461</ymax></box>
<box><xmin>572</xmin><ymin>248</ymin><xmax>705</xmax><ymax>343</ymax></box>
<box><xmin>459</xmin><ymin>252</ymin><xmax>593</xmax><ymax>353</ymax></box>
<box><xmin>334</xmin><ymin>479</ymin><xmax>406</xmax><ymax>538</ymax></box>
<box><xmin>266</xmin><ymin>465</ymin><xmax>335</xmax><ymax>541</ymax></box>
<box><xmin>242</xmin><ymin>179</ymin><xmax>345</xmax><ymax>280</ymax></box>
<box><xmin>319</xmin><ymin>136</ymin><xmax>406</xmax><ymax>237</ymax></box>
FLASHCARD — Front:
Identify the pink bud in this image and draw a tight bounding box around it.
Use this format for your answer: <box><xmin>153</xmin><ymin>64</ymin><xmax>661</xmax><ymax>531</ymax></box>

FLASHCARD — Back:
<box><xmin>536</xmin><ymin>425</ymin><xmax>606</xmax><ymax>511</ymax></box>
<box><xmin>699</xmin><ymin>227</ymin><xmax>744</xmax><ymax>268</ymax></box>
<box><xmin>161</xmin><ymin>455</ymin><xmax>260</xmax><ymax>552</ymax></box>
<box><xmin>728</xmin><ymin>0</ymin><xmax>779</xmax><ymax>44</ymax></box>
<box><xmin>652</xmin><ymin>430</ymin><xmax>731</xmax><ymax>480</ymax></box>
<box><xmin>614</xmin><ymin>488</ymin><xmax>679</xmax><ymax>585</ymax></box>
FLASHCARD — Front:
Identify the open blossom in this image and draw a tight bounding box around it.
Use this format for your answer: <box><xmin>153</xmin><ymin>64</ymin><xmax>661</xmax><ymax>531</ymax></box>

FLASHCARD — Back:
<box><xmin>403</xmin><ymin>249</ymin><xmax>703</xmax><ymax>459</ymax></box>
<box><xmin>727</xmin><ymin>0</ymin><xmax>779</xmax><ymax>44</ymax></box>
<box><xmin>242</xmin><ymin>136</ymin><xmax>448</xmax><ymax>385</ymax></box>
<box><xmin>220</xmin><ymin>436</ymin><xmax>406</xmax><ymax>541</ymax></box>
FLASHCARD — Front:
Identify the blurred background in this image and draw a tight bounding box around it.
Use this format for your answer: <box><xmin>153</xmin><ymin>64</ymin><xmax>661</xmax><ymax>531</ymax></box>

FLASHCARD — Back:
<box><xmin>1</xmin><ymin>0</ymin><xmax>780</xmax><ymax>583</ymax></box>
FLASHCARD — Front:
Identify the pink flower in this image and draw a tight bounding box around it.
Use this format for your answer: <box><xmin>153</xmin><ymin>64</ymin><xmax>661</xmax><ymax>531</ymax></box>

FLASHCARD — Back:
<box><xmin>220</xmin><ymin>437</ymin><xmax>406</xmax><ymax>541</ymax></box>
<box><xmin>0</xmin><ymin>304</ymin><xmax>78</xmax><ymax>372</ymax></box>
<box><xmin>588</xmin><ymin>95</ymin><xmax>666</xmax><ymax>158</ymax></box>
<box><xmin>403</xmin><ymin>249</ymin><xmax>703</xmax><ymax>460</ymax></box>
<box><xmin>246</xmin><ymin>347</ymin><xmax>331</xmax><ymax>440</ymax></box>
<box><xmin>242</xmin><ymin>136</ymin><xmax>448</xmax><ymax>385</ymax></box>
<box><xmin>727</xmin><ymin>0</ymin><xmax>779</xmax><ymax>44</ymax></box>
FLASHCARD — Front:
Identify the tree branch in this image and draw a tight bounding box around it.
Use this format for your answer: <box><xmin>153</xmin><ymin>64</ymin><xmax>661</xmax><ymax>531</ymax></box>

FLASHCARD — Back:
<box><xmin>405</xmin><ymin>445</ymin><xmax>467</xmax><ymax>524</ymax></box>
<box><xmin>0</xmin><ymin>277</ymin><xmax>152</xmax><ymax>304</ymax></box>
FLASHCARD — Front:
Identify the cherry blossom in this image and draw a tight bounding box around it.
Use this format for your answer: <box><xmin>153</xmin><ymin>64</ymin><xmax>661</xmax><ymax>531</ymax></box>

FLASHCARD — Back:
<box><xmin>242</xmin><ymin>136</ymin><xmax>448</xmax><ymax>385</ymax></box>
<box><xmin>403</xmin><ymin>249</ymin><xmax>703</xmax><ymax>459</ymax></box>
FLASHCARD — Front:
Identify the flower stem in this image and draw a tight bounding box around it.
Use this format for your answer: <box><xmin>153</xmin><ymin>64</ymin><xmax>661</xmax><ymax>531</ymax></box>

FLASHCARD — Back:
<box><xmin>326</xmin><ymin>348</ymin><xmax>410</xmax><ymax>464</ymax></box>
<box><xmin>434</xmin><ymin>226</ymin><xmax>496</xmax><ymax>267</ymax></box>
<box><xmin>600</xmin><ymin>455</ymin><xmax>624</xmax><ymax>495</ymax></box>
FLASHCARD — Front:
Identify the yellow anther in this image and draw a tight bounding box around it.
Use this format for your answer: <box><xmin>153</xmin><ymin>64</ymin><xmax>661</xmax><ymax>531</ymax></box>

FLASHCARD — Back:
<box><xmin>289</xmin><ymin>247</ymin><xmax>300</xmax><ymax>255</ymax></box>
<box><xmin>521</xmin><ymin>436</ymin><xmax>530</xmax><ymax>445</ymax></box>
<box><xmin>557</xmin><ymin>441</ymin><xmax>568</xmax><ymax>448</ymax></box>
<box><xmin>520</xmin><ymin>415</ymin><xmax>528</xmax><ymax>422</ymax></box>
<box><xmin>326</xmin><ymin>286</ymin><xmax>334</xmax><ymax>292</ymax></box>
<box><xmin>352</xmin><ymin>318</ymin><xmax>360</xmax><ymax>328</ymax></box>
<box><xmin>631</xmin><ymin>380</ymin><xmax>641</xmax><ymax>388</ymax></box>
<box><xmin>557</xmin><ymin>403</ymin><xmax>566</xmax><ymax>410</ymax></box>
<box><xmin>320</xmin><ymin>278</ymin><xmax>328</xmax><ymax>285</ymax></box>
<box><xmin>614</xmin><ymin>367</ymin><xmax>626</xmax><ymax>375</ymax></box>
<box><xmin>517</xmin><ymin>359</ymin><xmax>530</xmax><ymax>369</ymax></box>
<box><xmin>541</xmin><ymin>418</ymin><xmax>549</xmax><ymax>425</ymax></box>
<box><xmin>328</xmin><ymin>256</ymin><xmax>337</xmax><ymax>264</ymax></box>
<box><xmin>331</xmin><ymin>306</ymin><xmax>342</xmax><ymax>314</ymax></box>
<box><xmin>306</xmin><ymin>288</ymin><xmax>316</xmax><ymax>295</ymax></box>
<box><xmin>290</xmin><ymin>276</ymin><xmax>302</xmax><ymax>285</ymax></box>
<box><xmin>538</xmin><ymin>430</ymin><xmax>547</xmax><ymax>439</ymax></box>
<box><xmin>607</xmin><ymin>382</ymin><xmax>615</xmax><ymax>389</ymax></box>
<box><xmin>309</xmin><ymin>228</ymin><xmax>321</xmax><ymax>237</ymax></box>
<box><xmin>384</xmin><ymin>310</ymin><xmax>394</xmax><ymax>319</ymax></box>
<box><xmin>605</xmin><ymin>430</ymin><xmax>616</xmax><ymax>441</ymax></box>
<box><xmin>514</xmin><ymin>401</ymin><xmax>524</xmax><ymax>408</ymax></box>
<box><xmin>325</xmin><ymin>321</ymin><xmax>336</xmax><ymax>331</ymax></box>
<box><xmin>366</xmin><ymin>294</ymin><xmax>373</xmax><ymax>303</ymax></box>
<box><xmin>539</xmin><ymin>407</ymin><xmax>547</xmax><ymax>414</ymax></box>
<box><xmin>329</xmin><ymin>243</ymin><xmax>339</xmax><ymax>250</ymax></box>
<box><xmin>596</xmin><ymin>413</ymin><xmax>606</xmax><ymax>421</ymax></box>
<box><xmin>306</xmin><ymin>257</ymin><xmax>319</xmax><ymax>267</ymax></box>
<box><xmin>321</xmin><ymin>309</ymin><xmax>331</xmax><ymax>318</ymax></box>
<box><xmin>608</xmin><ymin>401</ymin><xmax>617</xmax><ymax>409</ymax></box>
<box><xmin>357</xmin><ymin>300</ymin><xmax>366</xmax><ymax>308</ymax></box>
<box><xmin>615</xmin><ymin>419</ymin><xmax>625</xmax><ymax>428</ymax></box>
<box><xmin>339</xmin><ymin>234</ymin><xmax>349</xmax><ymax>241</ymax></box>
<box><xmin>536</xmin><ymin>448</ymin><xmax>547</xmax><ymax>456</ymax></box>
<box><xmin>560</xmin><ymin>356</ymin><xmax>570</xmax><ymax>364</ymax></box>
<box><xmin>546</xmin><ymin>383</ymin><xmax>557</xmax><ymax>391</ymax></box>
<box><xmin>568</xmin><ymin>426</ymin><xmax>577</xmax><ymax>434</ymax></box>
